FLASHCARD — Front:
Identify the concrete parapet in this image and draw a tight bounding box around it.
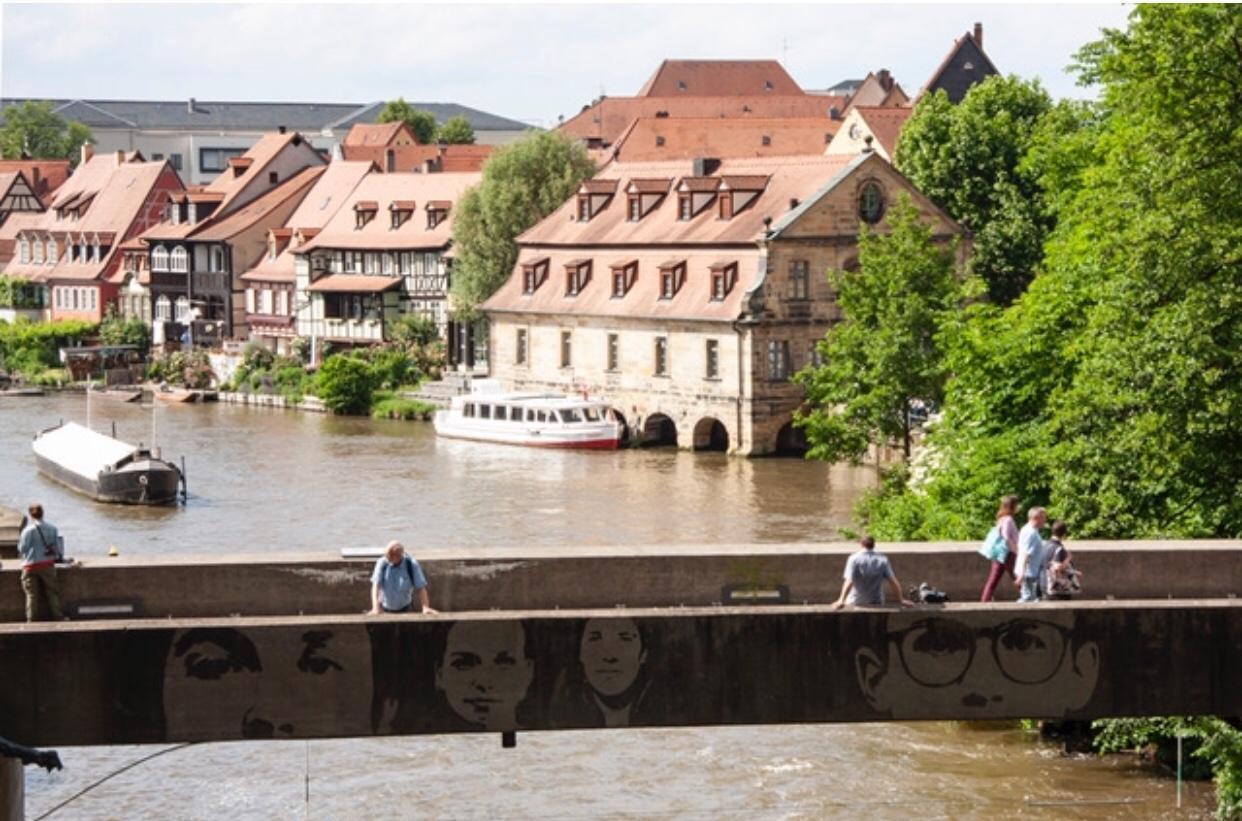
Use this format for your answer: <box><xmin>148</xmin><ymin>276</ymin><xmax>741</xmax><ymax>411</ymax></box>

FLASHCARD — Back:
<box><xmin>1</xmin><ymin>600</ymin><xmax>1240</xmax><ymax>747</ymax></box>
<box><xmin>1</xmin><ymin>541</ymin><xmax>1239</xmax><ymax>623</ymax></box>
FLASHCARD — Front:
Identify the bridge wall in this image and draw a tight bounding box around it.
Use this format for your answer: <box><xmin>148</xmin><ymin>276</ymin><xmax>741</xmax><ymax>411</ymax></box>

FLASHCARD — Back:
<box><xmin>1</xmin><ymin>601</ymin><xmax>1240</xmax><ymax>748</ymax></box>
<box><xmin>2</xmin><ymin>541</ymin><xmax>1240</xmax><ymax>622</ymax></box>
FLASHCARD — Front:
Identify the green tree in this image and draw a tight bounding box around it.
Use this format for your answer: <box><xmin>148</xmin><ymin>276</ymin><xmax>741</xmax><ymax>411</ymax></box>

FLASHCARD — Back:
<box><xmin>449</xmin><ymin>130</ymin><xmax>594</xmax><ymax>318</ymax></box>
<box><xmin>794</xmin><ymin>196</ymin><xmax>962</xmax><ymax>463</ymax></box>
<box><xmin>314</xmin><ymin>353</ymin><xmax>376</xmax><ymax>414</ymax></box>
<box><xmin>376</xmin><ymin>98</ymin><xmax>437</xmax><ymax>144</ymax></box>
<box><xmin>388</xmin><ymin>314</ymin><xmax>440</xmax><ymax>348</ymax></box>
<box><xmin>436</xmin><ymin>115</ymin><xmax>475</xmax><ymax>145</ymax></box>
<box><xmin>863</xmin><ymin>4</ymin><xmax>1242</xmax><ymax>542</ymax></box>
<box><xmin>0</xmin><ymin>101</ymin><xmax>93</xmax><ymax>163</ymax></box>
<box><xmin>99</xmin><ymin>309</ymin><xmax>151</xmax><ymax>355</ymax></box>
<box><xmin>895</xmin><ymin>76</ymin><xmax>1054</xmax><ymax>304</ymax></box>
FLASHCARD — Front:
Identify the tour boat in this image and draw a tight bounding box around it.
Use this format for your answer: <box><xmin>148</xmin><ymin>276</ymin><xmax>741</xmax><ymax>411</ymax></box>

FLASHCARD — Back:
<box><xmin>32</xmin><ymin>421</ymin><xmax>184</xmax><ymax>505</ymax></box>
<box><xmin>434</xmin><ymin>386</ymin><xmax>625</xmax><ymax>450</ymax></box>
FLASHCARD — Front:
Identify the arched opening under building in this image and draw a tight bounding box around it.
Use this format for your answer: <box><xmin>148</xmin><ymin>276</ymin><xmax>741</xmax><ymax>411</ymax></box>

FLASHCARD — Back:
<box><xmin>641</xmin><ymin>413</ymin><xmax>678</xmax><ymax>447</ymax></box>
<box><xmin>692</xmin><ymin>417</ymin><xmax>729</xmax><ymax>452</ymax></box>
<box><xmin>774</xmin><ymin>421</ymin><xmax>810</xmax><ymax>457</ymax></box>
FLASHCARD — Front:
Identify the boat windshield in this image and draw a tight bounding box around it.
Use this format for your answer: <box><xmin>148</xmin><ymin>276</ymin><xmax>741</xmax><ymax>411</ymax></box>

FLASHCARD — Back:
<box><xmin>558</xmin><ymin>409</ymin><xmax>583</xmax><ymax>424</ymax></box>
<box><xmin>583</xmin><ymin>407</ymin><xmax>601</xmax><ymax>422</ymax></box>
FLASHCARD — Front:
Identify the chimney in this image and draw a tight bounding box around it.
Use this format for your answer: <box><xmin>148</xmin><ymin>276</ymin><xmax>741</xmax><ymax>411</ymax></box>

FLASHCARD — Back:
<box><xmin>692</xmin><ymin>157</ymin><xmax>721</xmax><ymax>177</ymax></box>
<box><xmin>80</xmin><ymin>142</ymin><xmax>94</xmax><ymax>166</ymax></box>
<box><xmin>331</xmin><ymin>143</ymin><xmax>343</xmax><ymax>162</ymax></box>
<box><xmin>878</xmin><ymin>69</ymin><xmax>893</xmax><ymax>92</ymax></box>
<box><xmin>278</xmin><ymin>125</ymin><xmax>287</xmax><ymax>134</ymax></box>
<box><xmin>187</xmin><ymin>97</ymin><xmax>196</xmax><ymax>114</ymax></box>
<box><xmin>115</xmin><ymin>149</ymin><xmax>126</xmax><ymax>168</ymax></box>
<box><xmin>973</xmin><ymin>22</ymin><xmax>983</xmax><ymax>47</ymax></box>
<box><xmin>789</xmin><ymin>198</ymin><xmax>799</xmax><ymax>210</ymax></box>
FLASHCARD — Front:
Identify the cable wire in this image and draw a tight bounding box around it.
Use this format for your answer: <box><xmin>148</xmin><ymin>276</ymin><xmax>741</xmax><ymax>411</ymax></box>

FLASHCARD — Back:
<box><xmin>33</xmin><ymin>743</ymin><xmax>194</xmax><ymax>821</ymax></box>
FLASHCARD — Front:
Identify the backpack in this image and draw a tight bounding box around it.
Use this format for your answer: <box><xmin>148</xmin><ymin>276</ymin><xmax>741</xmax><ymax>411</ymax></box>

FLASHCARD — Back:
<box><xmin>381</xmin><ymin>555</ymin><xmax>417</xmax><ymax>587</ymax></box>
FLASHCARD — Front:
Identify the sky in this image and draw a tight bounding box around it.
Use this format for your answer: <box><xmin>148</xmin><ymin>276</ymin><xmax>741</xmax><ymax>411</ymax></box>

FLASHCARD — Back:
<box><xmin>0</xmin><ymin>3</ymin><xmax>1132</xmax><ymax>128</ymax></box>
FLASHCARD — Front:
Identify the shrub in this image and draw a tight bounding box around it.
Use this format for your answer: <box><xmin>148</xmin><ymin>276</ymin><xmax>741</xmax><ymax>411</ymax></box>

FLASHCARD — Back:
<box><xmin>389</xmin><ymin>314</ymin><xmax>440</xmax><ymax>349</ymax></box>
<box><xmin>99</xmin><ymin>309</ymin><xmax>150</xmax><ymax>354</ymax></box>
<box><xmin>371</xmin><ymin>394</ymin><xmax>436</xmax><ymax>421</ymax></box>
<box><xmin>315</xmin><ymin>354</ymin><xmax>376</xmax><ymax>414</ymax></box>
<box><xmin>365</xmin><ymin>347</ymin><xmax>416</xmax><ymax>390</ymax></box>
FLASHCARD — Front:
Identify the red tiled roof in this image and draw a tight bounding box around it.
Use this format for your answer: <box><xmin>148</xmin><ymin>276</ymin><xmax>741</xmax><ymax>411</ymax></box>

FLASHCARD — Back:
<box><xmin>559</xmin><ymin>95</ymin><xmax>849</xmax><ymax>148</ymax></box>
<box><xmin>342</xmin><ymin>122</ymin><xmax>410</xmax><ymax>147</ymax></box>
<box><xmin>853</xmin><ymin>106</ymin><xmax>913</xmax><ymax>158</ymax></box>
<box><xmin>611</xmin><ymin>117</ymin><xmax>839</xmax><ymax>162</ymax></box>
<box><xmin>438</xmin><ymin>145</ymin><xmax>494</xmax><ymax>173</ymax></box>
<box><xmin>390</xmin><ymin>200</ymin><xmax>417</xmax><ymax>210</ymax></box>
<box><xmin>637</xmin><ymin>60</ymin><xmax>803</xmax><ymax>97</ymax></box>
<box><xmin>354</xmin><ymin>200</ymin><xmax>379</xmax><ymax>211</ymax></box>
<box><xmin>580</xmin><ymin>180</ymin><xmax>618</xmax><ymax>194</ymax></box>
<box><xmin>627</xmin><ymin>178</ymin><xmax>672</xmax><ymax>194</ymax></box>
<box><xmin>679</xmin><ymin>177</ymin><xmax>720</xmax><ymax>192</ymax></box>
<box><xmin>426</xmin><ymin>200</ymin><xmax>451</xmax><ymax>210</ymax></box>
<box><xmin>721</xmin><ymin>174</ymin><xmax>770</xmax><ymax>190</ymax></box>
<box><xmin>189</xmin><ymin>166</ymin><xmax>324</xmax><ymax>242</ymax></box>
<box><xmin>306</xmin><ymin>274</ymin><xmax>402</xmax><ymax>293</ymax></box>
<box><xmin>0</xmin><ymin>159</ymin><xmax>71</xmax><ymax>201</ymax></box>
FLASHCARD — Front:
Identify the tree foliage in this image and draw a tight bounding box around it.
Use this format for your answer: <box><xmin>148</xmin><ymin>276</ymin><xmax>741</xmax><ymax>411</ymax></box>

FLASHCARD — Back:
<box><xmin>436</xmin><ymin>115</ymin><xmax>475</xmax><ymax>145</ymax></box>
<box><xmin>0</xmin><ymin>101</ymin><xmax>93</xmax><ymax>163</ymax></box>
<box><xmin>895</xmin><ymin>76</ymin><xmax>1055</xmax><ymax>304</ymax></box>
<box><xmin>862</xmin><ymin>4</ymin><xmax>1242</xmax><ymax>542</ymax></box>
<box><xmin>314</xmin><ymin>353</ymin><xmax>376</xmax><ymax>415</ymax></box>
<box><xmin>794</xmin><ymin>196</ymin><xmax>963</xmax><ymax>463</ymax></box>
<box><xmin>99</xmin><ymin>309</ymin><xmax>150</xmax><ymax>355</ymax></box>
<box><xmin>449</xmin><ymin>130</ymin><xmax>594</xmax><ymax>318</ymax></box>
<box><xmin>376</xmin><ymin>98</ymin><xmax>437</xmax><ymax>144</ymax></box>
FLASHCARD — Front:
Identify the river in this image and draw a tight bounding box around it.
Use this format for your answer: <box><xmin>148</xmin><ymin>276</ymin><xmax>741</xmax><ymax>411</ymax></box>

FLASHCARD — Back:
<box><xmin>1</xmin><ymin>394</ymin><xmax>1215</xmax><ymax>819</ymax></box>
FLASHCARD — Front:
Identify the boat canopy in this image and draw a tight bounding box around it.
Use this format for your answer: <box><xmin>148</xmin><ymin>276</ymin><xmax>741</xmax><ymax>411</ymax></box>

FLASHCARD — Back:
<box><xmin>32</xmin><ymin>422</ymin><xmax>138</xmax><ymax>479</ymax></box>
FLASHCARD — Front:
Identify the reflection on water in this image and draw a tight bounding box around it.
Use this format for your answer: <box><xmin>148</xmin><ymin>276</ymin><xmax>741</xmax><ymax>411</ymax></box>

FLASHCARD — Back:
<box><xmin>0</xmin><ymin>395</ymin><xmax>874</xmax><ymax>555</ymax></box>
<box><xmin>1</xmin><ymin>395</ymin><xmax>1212</xmax><ymax>819</ymax></box>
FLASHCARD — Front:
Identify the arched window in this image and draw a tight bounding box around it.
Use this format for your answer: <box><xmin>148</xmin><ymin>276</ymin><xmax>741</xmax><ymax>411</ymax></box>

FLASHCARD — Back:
<box><xmin>155</xmin><ymin>295</ymin><xmax>171</xmax><ymax>321</ymax></box>
<box><xmin>174</xmin><ymin>296</ymin><xmax>190</xmax><ymax>323</ymax></box>
<box><xmin>170</xmin><ymin>246</ymin><xmax>189</xmax><ymax>273</ymax></box>
<box><xmin>152</xmin><ymin>246</ymin><xmax>169</xmax><ymax>271</ymax></box>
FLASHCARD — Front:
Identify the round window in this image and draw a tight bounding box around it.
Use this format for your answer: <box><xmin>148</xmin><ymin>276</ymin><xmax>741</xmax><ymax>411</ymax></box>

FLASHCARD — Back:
<box><xmin>858</xmin><ymin>182</ymin><xmax>884</xmax><ymax>225</ymax></box>
<box><xmin>848</xmin><ymin>123</ymin><xmax>862</xmax><ymax>141</ymax></box>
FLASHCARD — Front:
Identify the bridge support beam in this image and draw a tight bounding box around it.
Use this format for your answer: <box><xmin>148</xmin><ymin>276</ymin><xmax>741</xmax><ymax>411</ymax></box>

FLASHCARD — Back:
<box><xmin>2</xmin><ymin>600</ymin><xmax>1241</xmax><ymax>748</ymax></box>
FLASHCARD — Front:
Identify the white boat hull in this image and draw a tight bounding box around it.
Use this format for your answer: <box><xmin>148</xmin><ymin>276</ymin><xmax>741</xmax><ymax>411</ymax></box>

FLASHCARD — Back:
<box><xmin>434</xmin><ymin>412</ymin><xmax>623</xmax><ymax>449</ymax></box>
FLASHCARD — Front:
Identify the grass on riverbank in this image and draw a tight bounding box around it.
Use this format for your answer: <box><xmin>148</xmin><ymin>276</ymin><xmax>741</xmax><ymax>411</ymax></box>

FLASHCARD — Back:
<box><xmin>371</xmin><ymin>389</ymin><xmax>436</xmax><ymax>421</ymax></box>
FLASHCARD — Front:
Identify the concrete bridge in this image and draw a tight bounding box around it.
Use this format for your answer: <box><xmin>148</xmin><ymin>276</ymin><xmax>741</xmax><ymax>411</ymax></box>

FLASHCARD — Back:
<box><xmin>2</xmin><ymin>543</ymin><xmax>1241</xmax><ymax>819</ymax></box>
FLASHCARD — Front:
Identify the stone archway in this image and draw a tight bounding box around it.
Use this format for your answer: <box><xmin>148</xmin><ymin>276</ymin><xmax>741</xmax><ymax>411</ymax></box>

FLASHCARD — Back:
<box><xmin>692</xmin><ymin>417</ymin><xmax>729</xmax><ymax>452</ymax></box>
<box><xmin>641</xmin><ymin>413</ymin><xmax>678</xmax><ymax>447</ymax></box>
<box><xmin>774</xmin><ymin>421</ymin><xmax>810</xmax><ymax>457</ymax></box>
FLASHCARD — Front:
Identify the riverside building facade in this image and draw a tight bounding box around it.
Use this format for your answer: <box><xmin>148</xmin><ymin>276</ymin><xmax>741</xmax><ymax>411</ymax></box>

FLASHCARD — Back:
<box><xmin>482</xmin><ymin>150</ymin><xmax>964</xmax><ymax>455</ymax></box>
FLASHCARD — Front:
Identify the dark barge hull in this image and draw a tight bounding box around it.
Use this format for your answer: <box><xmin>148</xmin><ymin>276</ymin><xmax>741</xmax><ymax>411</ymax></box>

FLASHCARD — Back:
<box><xmin>34</xmin><ymin>452</ymin><xmax>181</xmax><ymax>505</ymax></box>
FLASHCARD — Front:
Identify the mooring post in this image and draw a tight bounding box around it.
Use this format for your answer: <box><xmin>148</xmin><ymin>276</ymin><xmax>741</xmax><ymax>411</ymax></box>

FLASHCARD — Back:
<box><xmin>502</xmin><ymin>731</ymin><xmax>516</xmax><ymax>749</ymax></box>
<box><xmin>0</xmin><ymin>756</ymin><xmax>23</xmax><ymax>821</ymax></box>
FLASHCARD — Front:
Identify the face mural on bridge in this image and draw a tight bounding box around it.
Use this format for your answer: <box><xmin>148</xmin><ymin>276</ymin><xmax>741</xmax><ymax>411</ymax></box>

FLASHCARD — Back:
<box><xmin>853</xmin><ymin>610</ymin><xmax>1100</xmax><ymax>719</ymax></box>
<box><xmin>551</xmin><ymin>617</ymin><xmax>652</xmax><ymax>728</ymax></box>
<box><xmin>435</xmin><ymin>620</ymin><xmax>535</xmax><ymax>731</ymax></box>
<box><xmin>162</xmin><ymin>626</ymin><xmax>373</xmax><ymax>740</ymax></box>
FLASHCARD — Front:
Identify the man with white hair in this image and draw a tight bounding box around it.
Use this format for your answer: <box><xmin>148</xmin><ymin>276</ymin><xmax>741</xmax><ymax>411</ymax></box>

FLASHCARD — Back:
<box><xmin>369</xmin><ymin>541</ymin><xmax>437</xmax><ymax>615</ymax></box>
<box><xmin>1014</xmin><ymin>507</ymin><xmax>1048</xmax><ymax>603</ymax></box>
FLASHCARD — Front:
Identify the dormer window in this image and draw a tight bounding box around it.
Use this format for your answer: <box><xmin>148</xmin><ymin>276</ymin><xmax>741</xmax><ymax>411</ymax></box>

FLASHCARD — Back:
<box><xmin>576</xmin><ymin>180</ymin><xmax>617</xmax><ymax>222</ymax></box>
<box><xmin>677</xmin><ymin>178</ymin><xmax>719</xmax><ymax>220</ymax></box>
<box><xmin>17</xmin><ymin>238</ymin><xmax>30</xmax><ymax>264</ymax></box>
<box><xmin>718</xmin><ymin>176</ymin><xmax>769</xmax><ymax>220</ymax></box>
<box><xmin>658</xmin><ymin>260</ymin><xmax>686</xmax><ymax>299</ymax></box>
<box><xmin>390</xmin><ymin>201</ymin><xmax>415</xmax><ymax>229</ymax></box>
<box><xmin>628</xmin><ymin>198</ymin><xmax>640</xmax><ymax>222</ymax></box>
<box><xmin>626</xmin><ymin>179</ymin><xmax>671</xmax><ymax>222</ymax></box>
<box><xmin>564</xmin><ymin>259</ymin><xmax>592</xmax><ymax>296</ymax></box>
<box><xmin>47</xmin><ymin>238</ymin><xmax>58</xmax><ymax>264</ymax></box>
<box><xmin>521</xmin><ymin>257</ymin><xmax>550</xmax><ymax>294</ymax></box>
<box><xmin>709</xmin><ymin>261</ymin><xmax>738</xmax><ymax>301</ymax></box>
<box><xmin>32</xmin><ymin>240</ymin><xmax>44</xmax><ymax>264</ymax></box>
<box><xmin>426</xmin><ymin>201</ymin><xmax>451</xmax><ymax>229</ymax></box>
<box><xmin>611</xmin><ymin>260</ymin><xmax>638</xmax><ymax>298</ymax></box>
<box><xmin>354</xmin><ymin>201</ymin><xmax>378</xmax><ymax>229</ymax></box>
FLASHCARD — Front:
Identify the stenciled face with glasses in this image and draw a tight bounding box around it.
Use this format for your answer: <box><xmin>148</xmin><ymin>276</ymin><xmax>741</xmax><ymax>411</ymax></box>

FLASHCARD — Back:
<box><xmin>854</xmin><ymin>610</ymin><xmax>1099</xmax><ymax>719</ymax></box>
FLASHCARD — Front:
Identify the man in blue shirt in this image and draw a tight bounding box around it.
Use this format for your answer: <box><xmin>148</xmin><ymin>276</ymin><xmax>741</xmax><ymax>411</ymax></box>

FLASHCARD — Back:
<box><xmin>1015</xmin><ymin>507</ymin><xmax>1048</xmax><ymax>603</ymax></box>
<box><xmin>832</xmin><ymin>535</ymin><xmax>914</xmax><ymax>609</ymax></box>
<box><xmin>17</xmin><ymin>503</ymin><xmax>65</xmax><ymax>622</ymax></box>
<box><xmin>369</xmin><ymin>541</ymin><xmax>437</xmax><ymax>615</ymax></box>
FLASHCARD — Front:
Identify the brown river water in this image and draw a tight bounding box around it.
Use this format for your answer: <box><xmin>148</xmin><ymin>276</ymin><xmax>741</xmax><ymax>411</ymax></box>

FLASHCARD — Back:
<box><xmin>0</xmin><ymin>394</ymin><xmax>1215</xmax><ymax>819</ymax></box>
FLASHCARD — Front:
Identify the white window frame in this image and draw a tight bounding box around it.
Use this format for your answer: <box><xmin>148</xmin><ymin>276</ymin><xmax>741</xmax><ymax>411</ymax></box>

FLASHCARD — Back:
<box><xmin>152</xmin><ymin>246</ymin><xmax>169</xmax><ymax>272</ymax></box>
<box><xmin>175</xmin><ymin>296</ymin><xmax>191</xmax><ymax>323</ymax></box>
<box><xmin>155</xmin><ymin>295</ymin><xmax>171</xmax><ymax>321</ymax></box>
<box><xmin>170</xmin><ymin>246</ymin><xmax>189</xmax><ymax>273</ymax></box>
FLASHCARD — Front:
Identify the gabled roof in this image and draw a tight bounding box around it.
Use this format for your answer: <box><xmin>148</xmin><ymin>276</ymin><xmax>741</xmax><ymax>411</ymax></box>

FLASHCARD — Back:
<box><xmin>0</xmin><ymin>98</ymin><xmax>532</xmax><ymax>134</ymax></box>
<box><xmin>637</xmin><ymin>60</ymin><xmax>804</xmax><ymax>97</ymax></box>
<box><xmin>611</xmin><ymin>117</ymin><xmax>838</xmax><ymax>162</ymax></box>
<box><xmin>852</xmin><ymin>106</ymin><xmax>913</xmax><ymax>158</ymax></box>
<box><xmin>202</xmin><ymin>131</ymin><xmax>322</xmax><ymax>217</ymax></box>
<box><xmin>844</xmin><ymin>70</ymin><xmax>909</xmax><ymax>110</ymax></box>
<box><xmin>0</xmin><ymin>159</ymin><xmax>71</xmax><ymax>200</ymax></box>
<box><xmin>342</xmin><ymin>122</ymin><xmax>413</xmax><ymax>147</ymax></box>
<box><xmin>296</xmin><ymin>170</ymin><xmax>481</xmax><ymax>252</ymax></box>
<box><xmin>0</xmin><ymin>171</ymin><xmax>43</xmax><ymax>213</ymax></box>
<box><xmin>918</xmin><ymin>26</ymin><xmax>1000</xmax><ymax>104</ymax></box>
<box><xmin>188</xmin><ymin>165</ymin><xmax>325</xmax><ymax>241</ymax></box>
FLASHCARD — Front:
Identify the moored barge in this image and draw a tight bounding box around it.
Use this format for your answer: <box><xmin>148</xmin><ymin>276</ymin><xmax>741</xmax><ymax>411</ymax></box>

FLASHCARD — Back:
<box><xmin>32</xmin><ymin>421</ymin><xmax>183</xmax><ymax>505</ymax></box>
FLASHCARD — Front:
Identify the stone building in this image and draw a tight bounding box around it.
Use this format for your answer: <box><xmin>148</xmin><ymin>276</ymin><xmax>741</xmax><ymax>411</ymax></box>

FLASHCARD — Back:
<box><xmin>482</xmin><ymin>150</ymin><xmax>964</xmax><ymax>455</ymax></box>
